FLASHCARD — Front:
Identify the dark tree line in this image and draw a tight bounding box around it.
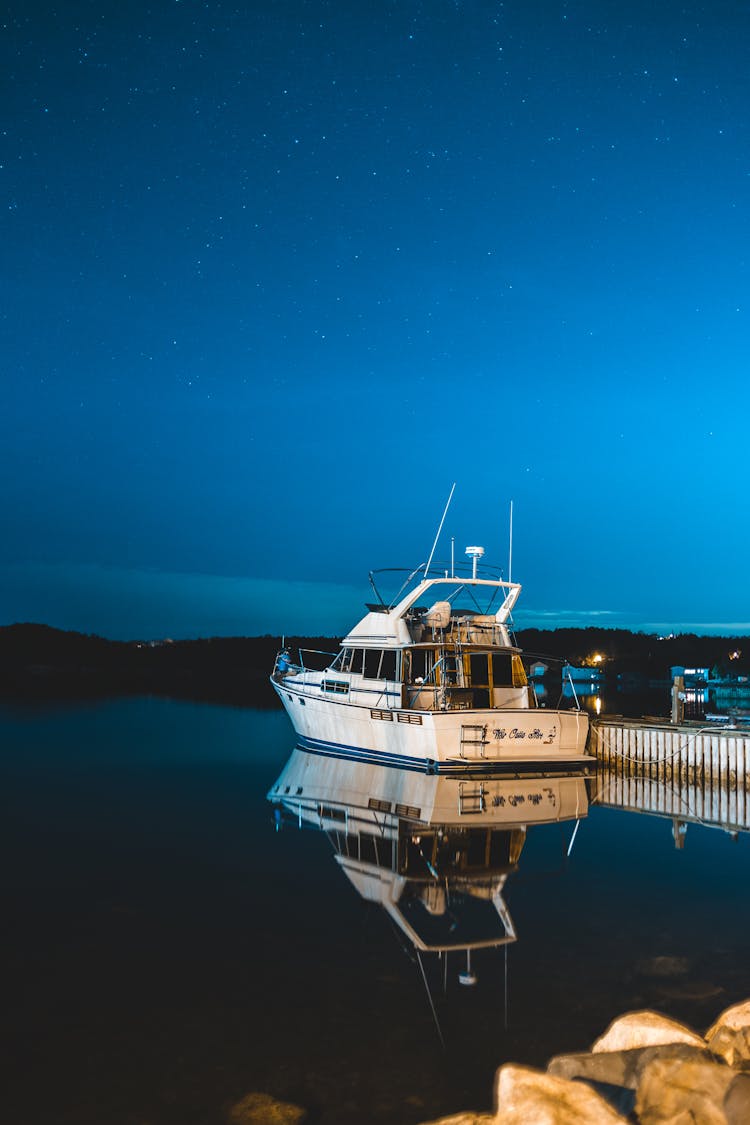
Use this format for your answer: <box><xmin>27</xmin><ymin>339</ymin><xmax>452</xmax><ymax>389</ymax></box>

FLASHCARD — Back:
<box><xmin>514</xmin><ymin>626</ymin><xmax>750</xmax><ymax>679</ymax></box>
<box><xmin>0</xmin><ymin>624</ymin><xmax>334</xmax><ymax>708</ymax></box>
<box><xmin>1</xmin><ymin>623</ymin><xmax>747</xmax><ymax>707</ymax></box>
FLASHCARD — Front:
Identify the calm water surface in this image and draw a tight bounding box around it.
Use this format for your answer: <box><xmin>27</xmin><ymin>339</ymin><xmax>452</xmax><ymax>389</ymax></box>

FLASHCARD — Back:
<box><xmin>4</xmin><ymin>698</ymin><xmax>750</xmax><ymax>1124</ymax></box>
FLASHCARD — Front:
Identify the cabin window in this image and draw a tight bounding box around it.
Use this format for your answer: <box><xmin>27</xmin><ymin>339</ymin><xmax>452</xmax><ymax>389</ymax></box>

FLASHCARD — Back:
<box><xmin>360</xmin><ymin>650</ymin><xmax>397</xmax><ymax>680</ymax></box>
<box><xmin>412</xmin><ymin>649</ymin><xmax>427</xmax><ymax>681</ymax></box>
<box><xmin>491</xmin><ymin>653</ymin><xmax>513</xmax><ymax>687</ymax></box>
<box><xmin>321</xmin><ymin>679</ymin><xmax>349</xmax><ymax>695</ymax></box>
<box><xmin>332</xmin><ymin>648</ymin><xmax>363</xmax><ymax>673</ymax></box>
<box><xmin>339</xmin><ymin>648</ymin><xmax>363</xmax><ymax>674</ymax></box>
<box><xmin>408</xmin><ymin>648</ymin><xmax>437</xmax><ymax>683</ymax></box>
<box><xmin>469</xmin><ymin>654</ymin><xmax>490</xmax><ymax>686</ymax></box>
<box><xmin>363</xmin><ymin>650</ymin><xmax>382</xmax><ymax>679</ymax></box>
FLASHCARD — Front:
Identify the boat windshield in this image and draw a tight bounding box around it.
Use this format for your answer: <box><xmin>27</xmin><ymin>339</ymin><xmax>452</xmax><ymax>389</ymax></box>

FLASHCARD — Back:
<box><xmin>370</xmin><ymin>563</ymin><xmax>509</xmax><ymax>616</ymax></box>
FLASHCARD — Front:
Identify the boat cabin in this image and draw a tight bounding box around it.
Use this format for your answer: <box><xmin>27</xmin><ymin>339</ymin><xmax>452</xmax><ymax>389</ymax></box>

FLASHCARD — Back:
<box><xmin>326</xmin><ymin>640</ymin><xmax>531</xmax><ymax>711</ymax></box>
<box><xmin>274</xmin><ymin>570</ymin><xmax>538</xmax><ymax>712</ymax></box>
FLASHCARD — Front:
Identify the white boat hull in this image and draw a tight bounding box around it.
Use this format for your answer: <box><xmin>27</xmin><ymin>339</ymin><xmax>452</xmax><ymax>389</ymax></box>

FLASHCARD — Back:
<box><xmin>272</xmin><ymin>680</ymin><xmax>590</xmax><ymax>774</ymax></box>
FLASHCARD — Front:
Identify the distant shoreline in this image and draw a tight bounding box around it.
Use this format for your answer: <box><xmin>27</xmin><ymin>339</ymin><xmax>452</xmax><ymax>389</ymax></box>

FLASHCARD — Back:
<box><xmin>1</xmin><ymin>622</ymin><xmax>748</xmax><ymax>709</ymax></box>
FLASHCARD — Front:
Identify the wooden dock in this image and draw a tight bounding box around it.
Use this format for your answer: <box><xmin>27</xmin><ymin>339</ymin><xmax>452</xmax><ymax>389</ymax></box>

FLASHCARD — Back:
<box><xmin>589</xmin><ymin>717</ymin><xmax>750</xmax><ymax>838</ymax></box>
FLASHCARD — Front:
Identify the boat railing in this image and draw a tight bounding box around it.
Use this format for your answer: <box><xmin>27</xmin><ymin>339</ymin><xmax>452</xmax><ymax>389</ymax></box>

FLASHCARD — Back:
<box><xmin>369</xmin><ymin>561</ymin><xmax>509</xmax><ymax>611</ymax></box>
<box><xmin>273</xmin><ymin>647</ymin><xmax>337</xmax><ymax>679</ymax></box>
<box><xmin>296</xmin><ymin>647</ymin><xmax>338</xmax><ymax>671</ymax></box>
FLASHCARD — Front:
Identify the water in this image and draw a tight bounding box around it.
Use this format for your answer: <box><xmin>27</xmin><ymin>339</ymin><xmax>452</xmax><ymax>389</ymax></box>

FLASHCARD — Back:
<box><xmin>4</xmin><ymin>698</ymin><xmax>750</xmax><ymax>1125</ymax></box>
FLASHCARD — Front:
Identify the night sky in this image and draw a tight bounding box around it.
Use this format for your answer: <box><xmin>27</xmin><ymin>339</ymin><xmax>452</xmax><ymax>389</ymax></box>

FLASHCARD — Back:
<box><xmin>3</xmin><ymin>1</ymin><xmax>750</xmax><ymax>639</ymax></box>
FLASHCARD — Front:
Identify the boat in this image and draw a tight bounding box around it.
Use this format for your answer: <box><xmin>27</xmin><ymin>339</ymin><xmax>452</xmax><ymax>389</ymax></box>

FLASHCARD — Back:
<box><xmin>268</xmin><ymin>748</ymin><xmax>592</xmax><ymax>964</ymax></box>
<box><xmin>271</xmin><ymin>546</ymin><xmax>592</xmax><ymax>775</ymax></box>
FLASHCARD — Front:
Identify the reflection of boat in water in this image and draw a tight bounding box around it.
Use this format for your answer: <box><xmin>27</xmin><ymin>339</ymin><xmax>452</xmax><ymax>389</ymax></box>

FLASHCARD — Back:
<box><xmin>268</xmin><ymin>749</ymin><xmax>592</xmax><ymax>961</ymax></box>
<box><xmin>271</xmin><ymin>549</ymin><xmax>592</xmax><ymax>775</ymax></box>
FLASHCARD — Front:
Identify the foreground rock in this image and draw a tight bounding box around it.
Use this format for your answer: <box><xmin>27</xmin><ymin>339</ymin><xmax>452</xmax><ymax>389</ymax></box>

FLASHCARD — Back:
<box><xmin>419</xmin><ymin>997</ymin><xmax>750</xmax><ymax>1125</ymax></box>
<box><xmin>635</xmin><ymin>1055</ymin><xmax>746</xmax><ymax>1124</ymax></box>
<box><xmin>420</xmin><ymin>1066</ymin><xmax>627</xmax><ymax>1125</ymax></box>
<box><xmin>548</xmin><ymin>1041</ymin><xmax>711</xmax><ymax>1090</ymax></box>
<box><xmin>706</xmin><ymin>999</ymin><xmax>750</xmax><ymax>1067</ymax></box>
<box><xmin>591</xmin><ymin>1010</ymin><xmax>706</xmax><ymax>1053</ymax></box>
<box><xmin>494</xmin><ymin>1065</ymin><xmax>628</xmax><ymax>1123</ymax></box>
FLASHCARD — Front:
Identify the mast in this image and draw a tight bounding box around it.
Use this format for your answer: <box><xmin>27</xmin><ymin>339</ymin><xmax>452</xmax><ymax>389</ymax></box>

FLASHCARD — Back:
<box><xmin>424</xmin><ymin>482</ymin><xmax>456</xmax><ymax>578</ymax></box>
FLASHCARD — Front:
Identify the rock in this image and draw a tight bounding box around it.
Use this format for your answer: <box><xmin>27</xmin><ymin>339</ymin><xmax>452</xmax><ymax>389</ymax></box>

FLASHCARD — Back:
<box><xmin>494</xmin><ymin>1064</ymin><xmax>628</xmax><ymax>1123</ymax></box>
<box><xmin>549</xmin><ymin>1042</ymin><xmax>713</xmax><ymax>1091</ymax></box>
<box><xmin>592</xmin><ymin>1010</ymin><xmax>705</xmax><ymax>1053</ymax></box>
<box><xmin>635</xmin><ymin>1055</ymin><xmax>736</xmax><ymax>1124</ymax></box>
<box><xmin>548</xmin><ymin>1050</ymin><xmax>638</xmax><ymax>1088</ymax></box>
<box><xmin>227</xmin><ymin>1092</ymin><xmax>307</xmax><ymax>1125</ymax></box>
<box><xmin>724</xmin><ymin>1073</ymin><xmax>750</xmax><ymax>1124</ymax></box>
<box><xmin>706</xmin><ymin>999</ymin><xmax>750</xmax><ymax>1066</ymax></box>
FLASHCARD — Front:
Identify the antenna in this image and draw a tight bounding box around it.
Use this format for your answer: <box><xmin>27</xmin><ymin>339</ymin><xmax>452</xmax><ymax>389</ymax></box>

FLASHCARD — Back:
<box><xmin>508</xmin><ymin>500</ymin><xmax>514</xmax><ymax>584</ymax></box>
<box><xmin>465</xmin><ymin>545</ymin><xmax>484</xmax><ymax>579</ymax></box>
<box><xmin>424</xmin><ymin>482</ymin><xmax>456</xmax><ymax>578</ymax></box>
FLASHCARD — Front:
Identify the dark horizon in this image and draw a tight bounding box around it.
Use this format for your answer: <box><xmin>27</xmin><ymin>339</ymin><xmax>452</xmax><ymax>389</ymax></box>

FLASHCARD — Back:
<box><xmin>2</xmin><ymin>618</ymin><xmax>748</xmax><ymax>714</ymax></box>
<box><xmin>6</xmin><ymin>616</ymin><xmax>750</xmax><ymax>646</ymax></box>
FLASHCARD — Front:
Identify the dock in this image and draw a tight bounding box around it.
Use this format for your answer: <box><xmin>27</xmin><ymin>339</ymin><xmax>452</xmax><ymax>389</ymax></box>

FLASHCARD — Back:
<box><xmin>589</xmin><ymin>717</ymin><xmax>750</xmax><ymax>839</ymax></box>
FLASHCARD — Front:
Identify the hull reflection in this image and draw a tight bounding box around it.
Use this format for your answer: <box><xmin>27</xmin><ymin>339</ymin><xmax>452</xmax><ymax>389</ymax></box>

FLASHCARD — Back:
<box><xmin>268</xmin><ymin>748</ymin><xmax>592</xmax><ymax>961</ymax></box>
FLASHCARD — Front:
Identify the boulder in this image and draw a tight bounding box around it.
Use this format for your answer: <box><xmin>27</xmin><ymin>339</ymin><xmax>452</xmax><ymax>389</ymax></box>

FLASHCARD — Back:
<box><xmin>494</xmin><ymin>1064</ymin><xmax>628</xmax><ymax>1124</ymax></box>
<box><xmin>635</xmin><ymin>1055</ymin><xmax>736</xmax><ymax>1124</ymax></box>
<box><xmin>706</xmin><ymin>1000</ymin><xmax>750</xmax><ymax>1067</ymax></box>
<box><xmin>227</xmin><ymin>1092</ymin><xmax>307</xmax><ymax>1125</ymax></box>
<box><xmin>724</xmin><ymin>1073</ymin><xmax>750</xmax><ymax>1124</ymax></box>
<box><xmin>549</xmin><ymin>1042</ymin><xmax>713</xmax><ymax>1090</ymax></box>
<box><xmin>549</xmin><ymin>1049</ymin><xmax>638</xmax><ymax>1089</ymax></box>
<box><xmin>592</xmin><ymin>1010</ymin><xmax>705</xmax><ymax>1054</ymax></box>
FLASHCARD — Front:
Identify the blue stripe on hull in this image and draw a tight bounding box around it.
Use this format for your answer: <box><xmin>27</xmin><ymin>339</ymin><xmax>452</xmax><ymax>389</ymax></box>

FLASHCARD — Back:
<box><xmin>298</xmin><ymin>735</ymin><xmax>435</xmax><ymax>773</ymax></box>
<box><xmin>296</xmin><ymin>735</ymin><xmax>593</xmax><ymax>777</ymax></box>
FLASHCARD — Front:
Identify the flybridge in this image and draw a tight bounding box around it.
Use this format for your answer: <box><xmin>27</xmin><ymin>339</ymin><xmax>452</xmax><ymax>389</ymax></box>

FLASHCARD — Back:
<box><xmin>344</xmin><ymin>548</ymin><xmax>522</xmax><ymax>653</ymax></box>
<box><xmin>342</xmin><ymin>573</ymin><xmax>522</xmax><ymax>651</ymax></box>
